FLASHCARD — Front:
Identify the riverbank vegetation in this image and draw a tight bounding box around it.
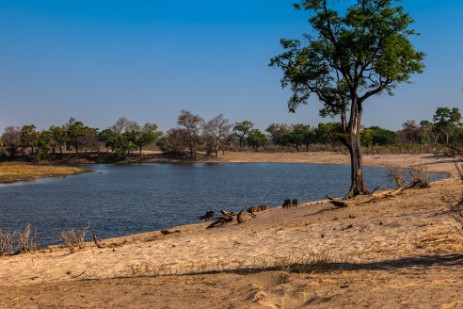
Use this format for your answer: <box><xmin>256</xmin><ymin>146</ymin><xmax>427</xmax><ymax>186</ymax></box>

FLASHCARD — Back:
<box><xmin>0</xmin><ymin>106</ymin><xmax>461</xmax><ymax>164</ymax></box>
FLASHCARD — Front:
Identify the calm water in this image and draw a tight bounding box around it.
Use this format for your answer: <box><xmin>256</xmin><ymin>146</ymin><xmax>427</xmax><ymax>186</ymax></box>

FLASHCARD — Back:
<box><xmin>0</xmin><ymin>163</ymin><xmax>441</xmax><ymax>247</ymax></box>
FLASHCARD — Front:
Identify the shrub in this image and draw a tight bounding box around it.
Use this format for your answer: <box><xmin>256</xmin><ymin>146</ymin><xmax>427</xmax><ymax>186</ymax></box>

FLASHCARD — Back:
<box><xmin>60</xmin><ymin>226</ymin><xmax>88</xmax><ymax>253</ymax></box>
<box><xmin>0</xmin><ymin>229</ymin><xmax>13</xmax><ymax>256</ymax></box>
<box><xmin>16</xmin><ymin>224</ymin><xmax>37</xmax><ymax>253</ymax></box>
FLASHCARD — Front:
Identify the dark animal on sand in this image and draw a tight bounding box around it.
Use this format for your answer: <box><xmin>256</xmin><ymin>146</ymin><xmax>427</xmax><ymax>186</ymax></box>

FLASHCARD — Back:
<box><xmin>199</xmin><ymin>211</ymin><xmax>216</xmax><ymax>221</ymax></box>
<box><xmin>282</xmin><ymin>199</ymin><xmax>292</xmax><ymax>209</ymax></box>
<box><xmin>292</xmin><ymin>199</ymin><xmax>298</xmax><ymax>207</ymax></box>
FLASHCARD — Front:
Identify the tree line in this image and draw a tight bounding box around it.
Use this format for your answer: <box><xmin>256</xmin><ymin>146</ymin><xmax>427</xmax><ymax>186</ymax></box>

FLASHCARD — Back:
<box><xmin>1</xmin><ymin>106</ymin><xmax>460</xmax><ymax>162</ymax></box>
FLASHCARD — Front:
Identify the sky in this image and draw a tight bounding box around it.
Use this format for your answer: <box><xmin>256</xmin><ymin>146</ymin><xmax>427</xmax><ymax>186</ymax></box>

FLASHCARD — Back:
<box><xmin>0</xmin><ymin>0</ymin><xmax>462</xmax><ymax>133</ymax></box>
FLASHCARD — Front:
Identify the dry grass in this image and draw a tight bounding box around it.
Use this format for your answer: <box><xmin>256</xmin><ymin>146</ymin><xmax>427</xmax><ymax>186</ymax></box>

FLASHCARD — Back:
<box><xmin>0</xmin><ymin>229</ymin><xmax>13</xmax><ymax>256</ymax></box>
<box><xmin>61</xmin><ymin>226</ymin><xmax>89</xmax><ymax>253</ymax></box>
<box><xmin>16</xmin><ymin>224</ymin><xmax>37</xmax><ymax>253</ymax></box>
<box><xmin>0</xmin><ymin>162</ymin><xmax>86</xmax><ymax>183</ymax></box>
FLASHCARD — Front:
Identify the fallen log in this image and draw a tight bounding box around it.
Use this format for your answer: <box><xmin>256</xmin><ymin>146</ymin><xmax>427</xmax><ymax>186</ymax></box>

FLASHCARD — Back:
<box><xmin>92</xmin><ymin>232</ymin><xmax>104</xmax><ymax>249</ymax></box>
<box><xmin>206</xmin><ymin>216</ymin><xmax>233</xmax><ymax>229</ymax></box>
<box><xmin>326</xmin><ymin>195</ymin><xmax>348</xmax><ymax>208</ymax></box>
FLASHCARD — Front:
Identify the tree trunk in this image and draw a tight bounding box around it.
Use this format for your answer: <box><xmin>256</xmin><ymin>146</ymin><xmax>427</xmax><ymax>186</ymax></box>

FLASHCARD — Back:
<box><xmin>343</xmin><ymin>99</ymin><xmax>369</xmax><ymax>198</ymax></box>
<box><xmin>345</xmin><ymin>137</ymin><xmax>368</xmax><ymax>197</ymax></box>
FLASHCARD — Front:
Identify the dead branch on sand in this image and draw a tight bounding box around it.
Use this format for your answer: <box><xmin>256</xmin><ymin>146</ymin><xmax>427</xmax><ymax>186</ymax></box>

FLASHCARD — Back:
<box><xmin>325</xmin><ymin>196</ymin><xmax>348</xmax><ymax>208</ymax></box>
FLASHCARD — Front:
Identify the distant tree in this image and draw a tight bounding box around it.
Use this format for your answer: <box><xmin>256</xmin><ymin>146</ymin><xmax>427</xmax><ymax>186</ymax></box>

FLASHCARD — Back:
<box><xmin>266</xmin><ymin>123</ymin><xmax>289</xmax><ymax>144</ymax></box>
<box><xmin>161</xmin><ymin>128</ymin><xmax>190</xmax><ymax>158</ymax></box>
<box><xmin>277</xmin><ymin>124</ymin><xmax>313</xmax><ymax>152</ymax></box>
<box><xmin>270</xmin><ymin>0</ymin><xmax>425</xmax><ymax>197</ymax></box>
<box><xmin>1</xmin><ymin>126</ymin><xmax>21</xmax><ymax>158</ymax></box>
<box><xmin>49</xmin><ymin>125</ymin><xmax>67</xmax><ymax>158</ymax></box>
<box><xmin>203</xmin><ymin>114</ymin><xmax>231</xmax><ymax>157</ymax></box>
<box><xmin>278</xmin><ymin>130</ymin><xmax>304</xmax><ymax>152</ymax></box>
<box><xmin>177</xmin><ymin>110</ymin><xmax>204</xmax><ymax>159</ymax></box>
<box><xmin>233</xmin><ymin>120</ymin><xmax>254</xmax><ymax>148</ymax></box>
<box><xmin>66</xmin><ymin>119</ymin><xmax>97</xmax><ymax>156</ymax></box>
<box><xmin>37</xmin><ymin>130</ymin><xmax>52</xmax><ymax>160</ymax></box>
<box><xmin>433</xmin><ymin>107</ymin><xmax>462</xmax><ymax>146</ymax></box>
<box><xmin>361</xmin><ymin>126</ymin><xmax>396</xmax><ymax>148</ymax></box>
<box><xmin>399</xmin><ymin>120</ymin><xmax>420</xmax><ymax>145</ymax></box>
<box><xmin>132</xmin><ymin>123</ymin><xmax>163</xmax><ymax>157</ymax></box>
<box><xmin>418</xmin><ymin>120</ymin><xmax>436</xmax><ymax>145</ymax></box>
<box><xmin>20</xmin><ymin>125</ymin><xmax>38</xmax><ymax>158</ymax></box>
<box><xmin>246</xmin><ymin>129</ymin><xmax>267</xmax><ymax>151</ymax></box>
<box><xmin>109</xmin><ymin>117</ymin><xmax>139</xmax><ymax>157</ymax></box>
<box><xmin>315</xmin><ymin>123</ymin><xmax>342</xmax><ymax>149</ymax></box>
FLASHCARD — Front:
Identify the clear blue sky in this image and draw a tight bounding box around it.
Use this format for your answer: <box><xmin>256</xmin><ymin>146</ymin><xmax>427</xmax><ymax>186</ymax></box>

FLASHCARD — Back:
<box><xmin>1</xmin><ymin>0</ymin><xmax>462</xmax><ymax>133</ymax></box>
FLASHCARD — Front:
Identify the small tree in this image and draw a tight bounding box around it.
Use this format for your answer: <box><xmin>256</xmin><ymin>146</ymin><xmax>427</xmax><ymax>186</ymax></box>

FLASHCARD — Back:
<box><xmin>270</xmin><ymin>0</ymin><xmax>425</xmax><ymax>197</ymax></box>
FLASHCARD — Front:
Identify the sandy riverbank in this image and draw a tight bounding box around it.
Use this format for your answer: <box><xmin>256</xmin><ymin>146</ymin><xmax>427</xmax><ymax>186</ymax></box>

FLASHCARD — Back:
<box><xmin>1</xmin><ymin>152</ymin><xmax>463</xmax><ymax>308</ymax></box>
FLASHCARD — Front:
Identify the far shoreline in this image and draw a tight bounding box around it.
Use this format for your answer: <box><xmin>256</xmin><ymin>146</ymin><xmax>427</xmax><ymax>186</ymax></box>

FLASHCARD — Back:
<box><xmin>1</xmin><ymin>151</ymin><xmax>458</xmax><ymax>184</ymax></box>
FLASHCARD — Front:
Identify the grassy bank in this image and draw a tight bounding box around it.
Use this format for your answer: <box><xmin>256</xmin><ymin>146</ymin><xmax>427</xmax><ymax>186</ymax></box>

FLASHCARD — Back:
<box><xmin>0</xmin><ymin>162</ymin><xmax>87</xmax><ymax>183</ymax></box>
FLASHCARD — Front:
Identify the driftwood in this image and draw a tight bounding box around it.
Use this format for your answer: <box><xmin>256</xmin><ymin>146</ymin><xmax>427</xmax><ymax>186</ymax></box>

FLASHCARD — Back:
<box><xmin>160</xmin><ymin>229</ymin><xmax>181</xmax><ymax>235</ymax></box>
<box><xmin>207</xmin><ymin>209</ymin><xmax>258</xmax><ymax>229</ymax></box>
<box><xmin>206</xmin><ymin>216</ymin><xmax>233</xmax><ymax>229</ymax></box>
<box><xmin>92</xmin><ymin>232</ymin><xmax>128</xmax><ymax>249</ymax></box>
<box><xmin>325</xmin><ymin>195</ymin><xmax>348</xmax><ymax>208</ymax></box>
<box><xmin>220</xmin><ymin>210</ymin><xmax>239</xmax><ymax>217</ymax></box>
<box><xmin>92</xmin><ymin>232</ymin><xmax>104</xmax><ymax>249</ymax></box>
<box><xmin>237</xmin><ymin>209</ymin><xmax>258</xmax><ymax>223</ymax></box>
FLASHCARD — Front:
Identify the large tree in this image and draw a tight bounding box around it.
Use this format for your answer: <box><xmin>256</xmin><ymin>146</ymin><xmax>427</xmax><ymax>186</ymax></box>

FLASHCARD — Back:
<box><xmin>270</xmin><ymin>0</ymin><xmax>425</xmax><ymax>197</ymax></box>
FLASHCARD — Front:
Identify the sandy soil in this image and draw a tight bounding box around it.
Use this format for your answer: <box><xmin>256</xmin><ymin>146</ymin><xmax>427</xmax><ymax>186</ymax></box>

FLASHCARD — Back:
<box><xmin>1</xmin><ymin>153</ymin><xmax>463</xmax><ymax>308</ymax></box>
